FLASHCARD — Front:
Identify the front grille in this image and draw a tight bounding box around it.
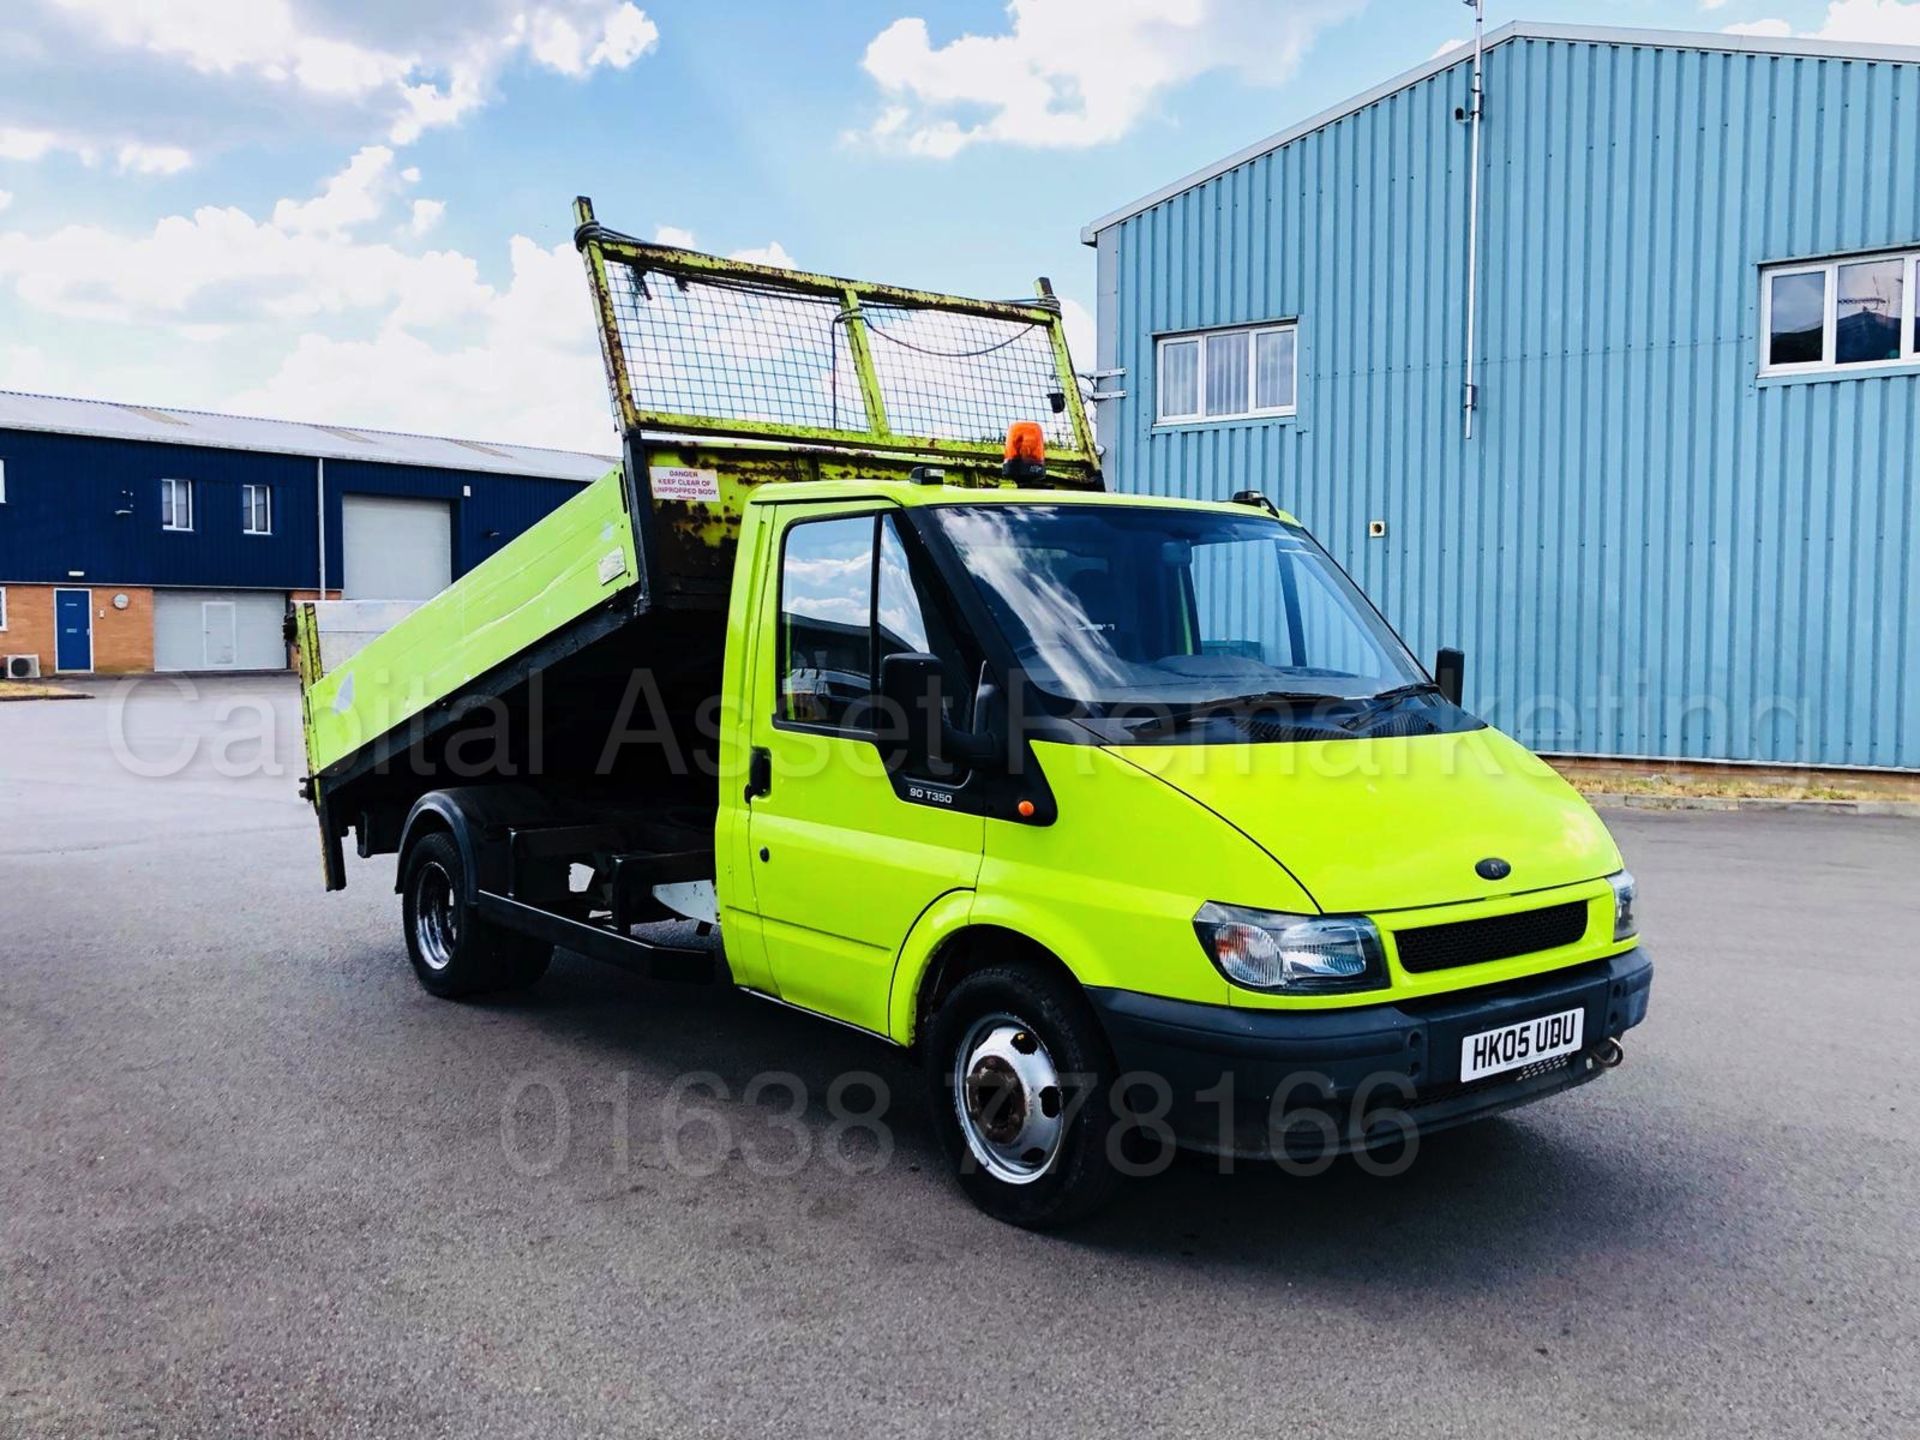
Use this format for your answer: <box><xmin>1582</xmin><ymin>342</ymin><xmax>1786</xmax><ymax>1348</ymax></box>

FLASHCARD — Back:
<box><xmin>1393</xmin><ymin>900</ymin><xmax>1589</xmax><ymax>974</ymax></box>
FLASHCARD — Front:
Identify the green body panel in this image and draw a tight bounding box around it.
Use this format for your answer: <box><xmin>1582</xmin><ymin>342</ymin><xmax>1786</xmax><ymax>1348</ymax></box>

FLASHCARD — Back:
<box><xmin>301</xmin><ymin>466</ymin><xmax>633</xmax><ymax>777</ymax></box>
<box><xmin>967</xmin><ymin>742</ymin><xmax>1291</xmax><ymax>1005</ymax></box>
<box><xmin>743</xmin><ymin>502</ymin><xmax>986</xmax><ymax>1034</ymax></box>
<box><xmin>879</xmin><ymin>730</ymin><xmax>1630</xmax><ymax>1041</ymax></box>
<box><xmin>1106</xmin><ymin>726</ymin><xmax>1621</xmax><ymax>914</ymax></box>
<box><xmin>713</xmin><ymin>478</ymin><xmax>776</xmax><ymax>993</ymax></box>
<box><xmin>713</xmin><ymin>488</ymin><xmax>1635</xmax><ymax>1044</ymax></box>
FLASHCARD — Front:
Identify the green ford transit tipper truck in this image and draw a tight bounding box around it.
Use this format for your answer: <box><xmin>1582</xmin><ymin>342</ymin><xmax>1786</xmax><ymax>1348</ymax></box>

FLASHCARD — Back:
<box><xmin>294</xmin><ymin>200</ymin><xmax>1651</xmax><ymax>1227</ymax></box>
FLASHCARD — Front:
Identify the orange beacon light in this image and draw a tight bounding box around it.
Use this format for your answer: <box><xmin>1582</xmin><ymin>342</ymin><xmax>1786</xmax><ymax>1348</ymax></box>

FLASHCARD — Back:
<box><xmin>1002</xmin><ymin>420</ymin><xmax>1046</xmax><ymax>480</ymax></box>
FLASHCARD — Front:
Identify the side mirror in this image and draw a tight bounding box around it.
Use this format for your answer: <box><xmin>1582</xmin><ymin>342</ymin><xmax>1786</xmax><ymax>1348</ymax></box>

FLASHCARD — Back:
<box><xmin>879</xmin><ymin>651</ymin><xmax>942</xmax><ymax>771</ymax></box>
<box><xmin>1434</xmin><ymin>646</ymin><xmax>1465</xmax><ymax>707</ymax></box>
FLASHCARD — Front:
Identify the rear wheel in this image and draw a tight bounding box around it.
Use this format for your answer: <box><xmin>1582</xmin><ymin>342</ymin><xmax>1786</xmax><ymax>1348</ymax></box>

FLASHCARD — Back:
<box><xmin>926</xmin><ymin>962</ymin><xmax>1121</xmax><ymax>1228</ymax></box>
<box><xmin>401</xmin><ymin>831</ymin><xmax>551</xmax><ymax>998</ymax></box>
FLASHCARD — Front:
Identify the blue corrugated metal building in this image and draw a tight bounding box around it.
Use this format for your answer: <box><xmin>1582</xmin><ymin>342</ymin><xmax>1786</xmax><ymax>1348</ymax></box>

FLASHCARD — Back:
<box><xmin>0</xmin><ymin>391</ymin><xmax>611</xmax><ymax>675</ymax></box>
<box><xmin>1085</xmin><ymin>21</ymin><xmax>1920</xmax><ymax>770</ymax></box>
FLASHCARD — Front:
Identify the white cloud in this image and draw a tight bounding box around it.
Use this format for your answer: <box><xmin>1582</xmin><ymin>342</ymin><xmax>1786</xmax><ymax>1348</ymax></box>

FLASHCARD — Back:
<box><xmin>0</xmin><ymin>127</ymin><xmax>62</xmax><ymax>162</ymax></box>
<box><xmin>852</xmin><ymin>0</ymin><xmax>1359</xmax><ymax>156</ymax></box>
<box><xmin>390</xmin><ymin>70</ymin><xmax>490</xmax><ymax>145</ymax></box>
<box><xmin>0</xmin><ymin>191</ymin><xmax>12</xmax><ymax>214</ymax></box>
<box><xmin>40</xmin><ymin>0</ymin><xmax>412</xmax><ymax>94</ymax></box>
<box><xmin>28</xmin><ymin>1</ymin><xmax>661</xmax><ymax>151</ymax></box>
<box><xmin>271</xmin><ymin>145</ymin><xmax>403</xmax><ymax>234</ymax></box>
<box><xmin>1727</xmin><ymin>0</ymin><xmax>1920</xmax><ymax>42</ymax></box>
<box><xmin>407</xmin><ymin>198</ymin><xmax>446</xmax><ymax>237</ymax></box>
<box><xmin>116</xmin><ymin>142</ymin><xmax>193</xmax><ymax>175</ymax></box>
<box><xmin>0</xmin><ymin>149</ymin><xmax>614</xmax><ymax>449</ymax></box>
<box><xmin>229</xmin><ymin>237</ymin><xmax>614</xmax><ymax>451</ymax></box>
<box><xmin>0</xmin><ymin>204</ymin><xmax>488</xmax><ymax>329</ymax></box>
<box><xmin>516</xmin><ymin>1</ymin><xmax>660</xmax><ymax>75</ymax></box>
<box><xmin>1699</xmin><ymin>0</ymin><xmax>1730</xmax><ymax>10</ymax></box>
<box><xmin>1812</xmin><ymin>0</ymin><xmax>1920</xmax><ymax>40</ymax></box>
<box><xmin>0</xmin><ymin>124</ymin><xmax>191</xmax><ymax>173</ymax></box>
<box><xmin>729</xmin><ymin>240</ymin><xmax>796</xmax><ymax>268</ymax></box>
<box><xmin>0</xmin><ymin>125</ymin><xmax>98</xmax><ymax>166</ymax></box>
<box><xmin>387</xmin><ymin>5</ymin><xmax>656</xmax><ymax>144</ymax></box>
<box><xmin>591</xmin><ymin>2</ymin><xmax>663</xmax><ymax>67</ymax></box>
<box><xmin>650</xmin><ymin>226</ymin><xmax>796</xmax><ymax>267</ymax></box>
<box><xmin>0</xmin><ymin>145</ymin><xmax>488</xmax><ymax>330</ymax></box>
<box><xmin>1430</xmin><ymin>37</ymin><xmax>1468</xmax><ymax>59</ymax></box>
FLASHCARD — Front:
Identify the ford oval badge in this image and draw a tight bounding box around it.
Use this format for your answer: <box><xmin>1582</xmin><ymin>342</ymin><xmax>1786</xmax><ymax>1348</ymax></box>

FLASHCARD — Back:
<box><xmin>1476</xmin><ymin>857</ymin><xmax>1511</xmax><ymax>881</ymax></box>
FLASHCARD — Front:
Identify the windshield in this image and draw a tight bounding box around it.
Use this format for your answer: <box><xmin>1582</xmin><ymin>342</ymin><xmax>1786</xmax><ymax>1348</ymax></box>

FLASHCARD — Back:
<box><xmin>926</xmin><ymin>504</ymin><xmax>1426</xmax><ymax>713</ymax></box>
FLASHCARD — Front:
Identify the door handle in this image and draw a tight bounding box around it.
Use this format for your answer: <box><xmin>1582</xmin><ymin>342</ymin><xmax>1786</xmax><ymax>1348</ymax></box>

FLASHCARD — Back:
<box><xmin>745</xmin><ymin>746</ymin><xmax>773</xmax><ymax>801</ymax></box>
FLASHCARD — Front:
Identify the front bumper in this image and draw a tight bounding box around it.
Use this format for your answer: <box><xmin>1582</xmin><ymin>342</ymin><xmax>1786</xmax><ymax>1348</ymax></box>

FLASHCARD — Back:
<box><xmin>1088</xmin><ymin>949</ymin><xmax>1652</xmax><ymax>1160</ymax></box>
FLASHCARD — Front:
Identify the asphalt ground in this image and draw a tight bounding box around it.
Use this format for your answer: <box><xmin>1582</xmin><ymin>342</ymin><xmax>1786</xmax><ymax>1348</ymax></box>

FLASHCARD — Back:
<box><xmin>3</xmin><ymin>675</ymin><xmax>1916</xmax><ymax>1438</ymax></box>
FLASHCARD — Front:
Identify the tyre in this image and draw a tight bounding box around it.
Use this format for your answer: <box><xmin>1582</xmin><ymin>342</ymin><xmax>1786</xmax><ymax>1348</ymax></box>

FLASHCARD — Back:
<box><xmin>400</xmin><ymin>830</ymin><xmax>551</xmax><ymax>998</ymax></box>
<box><xmin>925</xmin><ymin>962</ymin><xmax>1121</xmax><ymax>1228</ymax></box>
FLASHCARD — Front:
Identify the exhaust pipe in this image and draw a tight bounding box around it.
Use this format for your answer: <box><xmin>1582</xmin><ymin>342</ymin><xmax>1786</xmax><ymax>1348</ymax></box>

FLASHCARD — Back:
<box><xmin>1594</xmin><ymin>1038</ymin><xmax>1625</xmax><ymax>1069</ymax></box>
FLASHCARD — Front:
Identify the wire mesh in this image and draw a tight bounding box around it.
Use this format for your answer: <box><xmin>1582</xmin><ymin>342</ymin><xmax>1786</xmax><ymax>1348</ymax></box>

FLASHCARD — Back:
<box><xmin>607</xmin><ymin>261</ymin><xmax>864</xmax><ymax>432</ymax></box>
<box><xmin>604</xmin><ymin>259</ymin><xmax>1074</xmax><ymax>448</ymax></box>
<box><xmin>859</xmin><ymin>303</ymin><xmax>1076</xmax><ymax>448</ymax></box>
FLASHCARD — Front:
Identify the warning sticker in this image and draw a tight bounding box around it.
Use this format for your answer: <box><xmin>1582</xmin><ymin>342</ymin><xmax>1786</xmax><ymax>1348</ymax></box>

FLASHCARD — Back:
<box><xmin>650</xmin><ymin>466</ymin><xmax>721</xmax><ymax>502</ymax></box>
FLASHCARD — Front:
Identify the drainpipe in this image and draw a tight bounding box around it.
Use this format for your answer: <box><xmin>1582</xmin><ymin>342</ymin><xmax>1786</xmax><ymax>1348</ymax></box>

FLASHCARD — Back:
<box><xmin>1462</xmin><ymin>0</ymin><xmax>1486</xmax><ymax>441</ymax></box>
<box><xmin>316</xmin><ymin>456</ymin><xmax>327</xmax><ymax>596</ymax></box>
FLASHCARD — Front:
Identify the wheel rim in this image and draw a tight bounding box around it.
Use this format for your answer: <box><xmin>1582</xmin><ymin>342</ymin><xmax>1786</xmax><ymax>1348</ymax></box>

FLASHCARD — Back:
<box><xmin>414</xmin><ymin>861</ymin><xmax>458</xmax><ymax>972</ymax></box>
<box><xmin>952</xmin><ymin>1012</ymin><xmax>1066</xmax><ymax>1185</ymax></box>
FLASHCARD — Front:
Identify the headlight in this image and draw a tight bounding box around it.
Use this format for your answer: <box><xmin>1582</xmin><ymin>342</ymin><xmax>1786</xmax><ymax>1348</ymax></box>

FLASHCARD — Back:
<box><xmin>1608</xmin><ymin>870</ymin><xmax>1638</xmax><ymax>942</ymax></box>
<box><xmin>1193</xmin><ymin>902</ymin><xmax>1387</xmax><ymax>994</ymax></box>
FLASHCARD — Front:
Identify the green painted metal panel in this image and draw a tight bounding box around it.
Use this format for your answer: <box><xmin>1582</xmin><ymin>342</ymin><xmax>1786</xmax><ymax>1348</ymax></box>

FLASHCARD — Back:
<box><xmin>302</xmin><ymin>466</ymin><xmax>632</xmax><ymax>776</ymax></box>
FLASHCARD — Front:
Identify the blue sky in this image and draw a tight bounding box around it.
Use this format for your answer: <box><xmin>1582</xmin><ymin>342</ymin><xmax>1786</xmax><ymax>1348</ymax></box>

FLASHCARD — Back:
<box><xmin>0</xmin><ymin>0</ymin><xmax>1898</xmax><ymax>452</ymax></box>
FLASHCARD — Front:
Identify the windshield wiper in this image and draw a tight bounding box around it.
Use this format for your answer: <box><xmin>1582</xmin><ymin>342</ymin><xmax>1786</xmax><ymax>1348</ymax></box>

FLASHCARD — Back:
<box><xmin>1123</xmin><ymin>690</ymin><xmax>1352</xmax><ymax>736</ymax></box>
<box><xmin>1365</xmin><ymin>680</ymin><xmax>1443</xmax><ymax>706</ymax></box>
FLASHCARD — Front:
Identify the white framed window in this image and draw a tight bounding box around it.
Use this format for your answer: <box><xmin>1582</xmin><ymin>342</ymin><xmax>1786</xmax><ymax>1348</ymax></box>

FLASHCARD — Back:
<box><xmin>161</xmin><ymin>477</ymin><xmax>194</xmax><ymax>531</ymax></box>
<box><xmin>0</xmin><ymin>586</ymin><xmax>8</xmax><ymax>631</ymax></box>
<box><xmin>0</xmin><ymin>457</ymin><xmax>8</xmax><ymax>503</ymax></box>
<box><xmin>1762</xmin><ymin>249</ymin><xmax>1918</xmax><ymax>376</ymax></box>
<box><xmin>1156</xmin><ymin>322</ymin><xmax>1298</xmax><ymax>423</ymax></box>
<box><xmin>243</xmin><ymin>483</ymin><xmax>273</xmax><ymax>536</ymax></box>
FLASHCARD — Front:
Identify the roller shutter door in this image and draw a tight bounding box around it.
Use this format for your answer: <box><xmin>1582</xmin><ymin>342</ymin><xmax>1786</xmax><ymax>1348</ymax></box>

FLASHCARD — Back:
<box><xmin>342</xmin><ymin>495</ymin><xmax>452</xmax><ymax>601</ymax></box>
<box><xmin>154</xmin><ymin>590</ymin><xmax>289</xmax><ymax>671</ymax></box>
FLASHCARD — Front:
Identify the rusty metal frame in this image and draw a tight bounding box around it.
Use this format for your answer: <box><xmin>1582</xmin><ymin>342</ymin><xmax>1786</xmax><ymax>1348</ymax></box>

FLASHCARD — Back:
<box><xmin>572</xmin><ymin>197</ymin><xmax>1099</xmax><ymax>485</ymax></box>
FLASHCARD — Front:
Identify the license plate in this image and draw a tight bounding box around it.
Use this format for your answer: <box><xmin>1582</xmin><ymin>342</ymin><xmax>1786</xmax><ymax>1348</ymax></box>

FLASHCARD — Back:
<box><xmin>1459</xmin><ymin>1007</ymin><xmax>1584</xmax><ymax>1082</ymax></box>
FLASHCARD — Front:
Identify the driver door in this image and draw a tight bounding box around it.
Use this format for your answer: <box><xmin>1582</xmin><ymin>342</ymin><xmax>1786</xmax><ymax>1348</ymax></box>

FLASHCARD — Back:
<box><xmin>743</xmin><ymin>503</ymin><xmax>984</xmax><ymax>1035</ymax></box>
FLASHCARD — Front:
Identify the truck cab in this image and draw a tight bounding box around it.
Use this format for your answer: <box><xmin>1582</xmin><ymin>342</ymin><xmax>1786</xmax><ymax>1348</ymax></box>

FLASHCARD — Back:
<box><xmin>293</xmin><ymin>203</ymin><xmax>1650</xmax><ymax>1227</ymax></box>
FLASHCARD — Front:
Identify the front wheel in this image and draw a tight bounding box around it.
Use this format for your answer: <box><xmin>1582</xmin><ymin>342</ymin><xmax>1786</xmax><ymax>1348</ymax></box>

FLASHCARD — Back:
<box><xmin>925</xmin><ymin>962</ymin><xmax>1121</xmax><ymax>1228</ymax></box>
<box><xmin>401</xmin><ymin>830</ymin><xmax>551</xmax><ymax>998</ymax></box>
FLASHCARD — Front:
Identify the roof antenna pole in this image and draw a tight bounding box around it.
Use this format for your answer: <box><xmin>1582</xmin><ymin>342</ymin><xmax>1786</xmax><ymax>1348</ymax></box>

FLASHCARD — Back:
<box><xmin>1462</xmin><ymin>0</ymin><xmax>1486</xmax><ymax>441</ymax></box>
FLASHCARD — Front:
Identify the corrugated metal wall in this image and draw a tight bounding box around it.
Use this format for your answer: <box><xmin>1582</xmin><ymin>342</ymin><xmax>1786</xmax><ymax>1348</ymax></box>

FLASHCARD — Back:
<box><xmin>1099</xmin><ymin>36</ymin><xmax>1920</xmax><ymax>768</ymax></box>
<box><xmin>0</xmin><ymin>429</ymin><xmax>593</xmax><ymax>593</ymax></box>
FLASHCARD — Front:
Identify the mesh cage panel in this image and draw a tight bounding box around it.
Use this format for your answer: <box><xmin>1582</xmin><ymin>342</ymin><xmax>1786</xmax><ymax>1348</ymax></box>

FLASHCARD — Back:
<box><xmin>603</xmin><ymin>258</ymin><xmax>1073</xmax><ymax>448</ymax></box>
<box><xmin>858</xmin><ymin>303</ymin><xmax>1075</xmax><ymax>448</ymax></box>
<box><xmin>607</xmin><ymin>262</ymin><xmax>865</xmax><ymax>431</ymax></box>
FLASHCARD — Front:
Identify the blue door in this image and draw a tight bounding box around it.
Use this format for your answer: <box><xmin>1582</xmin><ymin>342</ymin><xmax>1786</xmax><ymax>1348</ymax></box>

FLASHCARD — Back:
<box><xmin>54</xmin><ymin>589</ymin><xmax>92</xmax><ymax>672</ymax></box>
